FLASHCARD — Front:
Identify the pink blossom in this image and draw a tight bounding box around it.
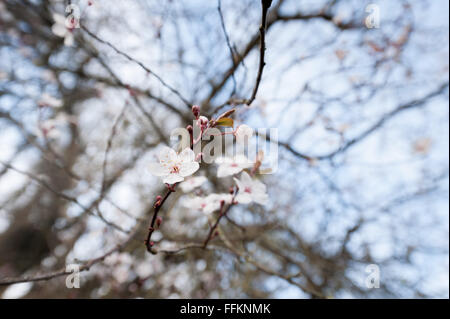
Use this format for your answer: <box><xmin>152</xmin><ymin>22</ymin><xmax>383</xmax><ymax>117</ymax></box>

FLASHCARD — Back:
<box><xmin>215</xmin><ymin>155</ymin><xmax>253</xmax><ymax>178</ymax></box>
<box><xmin>233</xmin><ymin>172</ymin><xmax>268</xmax><ymax>205</ymax></box>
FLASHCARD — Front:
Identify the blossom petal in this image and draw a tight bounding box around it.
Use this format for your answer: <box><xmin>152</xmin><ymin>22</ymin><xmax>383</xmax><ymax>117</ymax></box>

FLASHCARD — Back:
<box><xmin>179</xmin><ymin>147</ymin><xmax>195</xmax><ymax>163</ymax></box>
<box><xmin>179</xmin><ymin>176</ymin><xmax>207</xmax><ymax>192</ymax></box>
<box><xmin>240</xmin><ymin>171</ymin><xmax>253</xmax><ymax>185</ymax></box>
<box><xmin>233</xmin><ymin>177</ymin><xmax>244</xmax><ymax>191</ymax></box>
<box><xmin>234</xmin><ymin>154</ymin><xmax>254</xmax><ymax>168</ymax></box>
<box><xmin>253</xmin><ymin>193</ymin><xmax>269</xmax><ymax>205</ymax></box>
<box><xmin>179</xmin><ymin>162</ymin><xmax>199</xmax><ymax>177</ymax></box>
<box><xmin>52</xmin><ymin>23</ymin><xmax>67</xmax><ymax>37</ymax></box>
<box><xmin>64</xmin><ymin>33</ymin><xmax>75</xmax><ymax>47</ymax></box>
<box><xmin>217</xmin><ymin>165</ymin><xmax>238</xmax><ymax>178</ymax></box>
<box><xmin>148</xmin><ymin>163</ymin><xmax>170</xmax><ymax>176</ymax></box>
<box><xmin>163</xmin><ymin>173</ymin><xmax>184</xmax><ymax>184</ymax></box>
<box><xmin>252</xmin><ymin>179</ymin><xmax>267</xmax><ymax>193</ymax></box>
<box><xmin>159</xmin><ymin>146</ymin><xmax>177</xmax><ymax>163</ymax></box>
<box><xmin>235</xmin><ymin>193</ymin><xmax>252</xmax><ymax>204</ymax></box>
<box><xmin>215</xmin><ymin>156</ymin><xmax>232</xmax><ymax>164</ymax></box>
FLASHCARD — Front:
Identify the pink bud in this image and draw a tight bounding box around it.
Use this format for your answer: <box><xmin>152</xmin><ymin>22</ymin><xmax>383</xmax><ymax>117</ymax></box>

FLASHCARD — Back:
<box><xmin>198</xmin><ymin>116</ymin><xmax>208</xmax><ymax>125</ymax></box>
<box><xmin>197</xmin><ymin>116</ymin><xmax>209</xmax><ymax>131</ymax></box>
<box><xmin>156</xmin><ymin>217</ymin><xmax>163</xmax><ymax>228</ymax></box>
<box><xmin>192</xmin><ymin>105</ymin><xmax>200</xmax><ymax>119</ymax></box>
<box><xmin>154</xmin><ymin>195</ymin><xmax>162</xmax><ymax>208</ymax></box>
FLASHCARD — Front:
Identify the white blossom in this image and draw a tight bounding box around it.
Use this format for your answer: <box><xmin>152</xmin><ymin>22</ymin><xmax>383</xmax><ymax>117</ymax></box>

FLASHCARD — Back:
<box><xmin>215</xmin><ymin>154</ymin><xmax>253</xmax><ymax>178</ymax></box>
<box><xmin>148</xmin><ymin>147</ymin><xmax>199</xmax><ymax>184</ymax></box>
<box><xmin>233</xmin><ymin>171</ymin><xmax>268</xmax><ymax>205</ymax></box>
<box><xmin>183</xmin><ymin>193</ymin><xmax>232</xmax><ymax>214</ymax></box>
<box><xmin>179</xmin><ymin>176</ymin><xmax>207</xmax><ymax>193</ymax></box>
<box><xmin>51</xmin><ymin>13</ymin><xmax>75</xmax><ymax>46</ymax></box>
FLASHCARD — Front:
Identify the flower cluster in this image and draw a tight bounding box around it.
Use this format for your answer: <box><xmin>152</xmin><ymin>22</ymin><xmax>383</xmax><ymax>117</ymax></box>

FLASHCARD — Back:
<box><xmin>145</xmin><ymin>105</ymin><xmax>268</xmax><ymax>251</ymax></box>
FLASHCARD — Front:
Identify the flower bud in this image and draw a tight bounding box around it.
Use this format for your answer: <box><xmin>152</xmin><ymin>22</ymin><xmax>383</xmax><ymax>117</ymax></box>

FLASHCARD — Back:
<box><xmin>154</xmin><ymin>195</ymin><xmax>162</xmax><ymax>208</ymax></box>
<box><xmin>192</xmin><ymin>105</ymin><xmax>200</xmax><ymax>119</ymax></box>
<box><xmin>197</xmin><ymin>116</ymin><xmax>209</xmax><ymax>131</ymax></box>
<box><xmin>156</xmin><ymin>216</ymin><xmax>163</xmax><ymax>228</ymax></box>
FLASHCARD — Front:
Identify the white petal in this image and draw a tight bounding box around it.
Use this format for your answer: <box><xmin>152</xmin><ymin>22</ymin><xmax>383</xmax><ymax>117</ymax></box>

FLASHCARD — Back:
<box><xmin>218</xmin><ymin>194</ymin><xmax>233</xmax><ymax>204</ymax></box>
<box><xmin>179</xmin><ymin>176</ymin><xmax>207</xmax><ymax>192</ymax></box>
<box><xmin>253</xmin><ymin>192</ymin><xmax>269</xmax><ymax>205</ymax></box>
<box><xmin>235</xmin><ymin>193</ymin><xmax>252</xmax><ymax>204</ymax></box>
<box><xmin>252</xmin><ymin>179</ymin><xmax>267</xmax><ymax>193</ymax></box>
<box><xmin>148</xmin><ymin>163</ymin><xmax>170</xmax><ymax>177</ymax></box>
<box><xmin>159</xmin><ymin>146</ymin><xmax>177</xmax><ymax>163</ymax></box>
<box><xmin>240</xmin><ymin>171</ymin><xmax>253</xmax><ymax>185</ymax></box>
<box><xmin>179</xmin><ymin>148</ymin><xmax>195</xmax><ymax>163</ymax></box>
<box><xmin>233</xmin><ymin>177</ymin><xmax>244</xmax><ymax>191</ymax></box>
<box><xmin>179</xmin><ymin>162</ymin><xmax>199</xmax><ymax>177</ymax></box>
<box><xmin>64</xmin><ymin>33</ymin><xmax>74</xmax><ymax>47</ymax></box>
<box><xmin>182</xmin><ymin>196</ymin><xmax>204</xmax><ymax>209</ymax></box>
<box><xmin>52</xmin><ymin>23</ymin><xmax>67</xmax><ymax>37</ymax></box>
<box><xmin>215</xmin><ymin>156</ymin><xmax>232</xmax><ymax>164</ymax></box>
<box><xmin>52</xmin><ymin>13</ymin><xmax>66</xmax><ymax>25</ymax></box>
<box><xmin>217</xmin><ymin>165</ymin><xmax>235</xmax><ymax>178</ymax></box>
<box><xmin>163</xmin><ymin>174</ymin><xmax>184</xmax><ymax>184</ymax></box>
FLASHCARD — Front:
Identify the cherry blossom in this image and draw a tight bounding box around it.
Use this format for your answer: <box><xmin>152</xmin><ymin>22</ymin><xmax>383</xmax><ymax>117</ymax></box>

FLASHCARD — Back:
<box><xmin>51</xmin><ymin>13</ymin><xmax>75</xmax><ymax>47</ymax></box>
<box><xmin>233</xmin><ymin>171</ymin><xmax>268</xmax><ymax>205</ymax></box>
<box><xmin>148</xmin><ymin>147</ymin><xmax>199</xmax><ymax>184</ymax></box>
<box><xmin>179</xmin><ymin>176</ymin><xmax>207</xmax><ymax>193</ymax></box>
<box><xmin>183</xmin><ymin>193</ymin><xmax>232</xmax><ymax>214</ymax></box>
<box><xmin>215</xmin><ymin>154</ymin><xmax>253</xmax><ymax>178</ymax></box>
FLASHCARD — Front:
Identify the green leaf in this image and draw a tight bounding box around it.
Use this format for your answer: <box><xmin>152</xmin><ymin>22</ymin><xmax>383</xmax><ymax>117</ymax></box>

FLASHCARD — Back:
<box><xmin>215</xmin><ymin>117</ymin><xmax>234</xmax><ymax>127</ymax></box>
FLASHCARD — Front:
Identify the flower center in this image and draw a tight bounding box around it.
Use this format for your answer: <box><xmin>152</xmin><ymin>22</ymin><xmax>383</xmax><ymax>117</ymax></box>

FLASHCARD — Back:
<box><xmin>244</xmin><ymin>187</ymin><xmax>252</xmax><ymax>194</ymax></box>
<box><xmin>170</xmin><ymin>165</ymin><xmax>180</xmax><ymax>174</ymax></box>
<box><xmin>231</xmin><ymin>163</ymin><xmax>239</xmax><ymax>168</ymax></box>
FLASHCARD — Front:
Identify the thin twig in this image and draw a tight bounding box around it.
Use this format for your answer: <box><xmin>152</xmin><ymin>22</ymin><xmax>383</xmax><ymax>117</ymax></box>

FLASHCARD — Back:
<box><xmin>144</xmin><ymin>185</ymin><xmax>176</xmax><ymax>253</ymax></box>
<box><xmin>203</xmin><ymin>189</ymin><xmax>238</xmax><ymax>248</ymax></box>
